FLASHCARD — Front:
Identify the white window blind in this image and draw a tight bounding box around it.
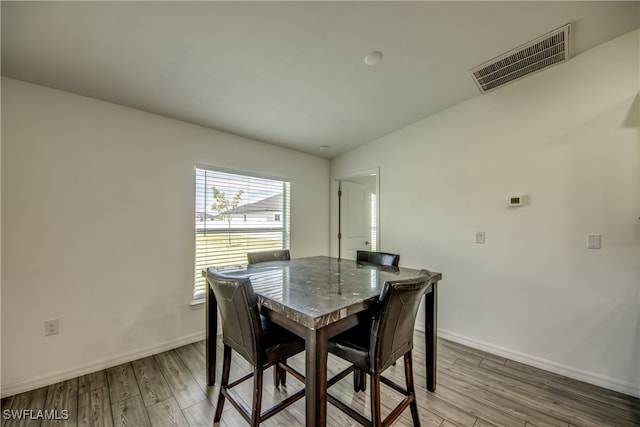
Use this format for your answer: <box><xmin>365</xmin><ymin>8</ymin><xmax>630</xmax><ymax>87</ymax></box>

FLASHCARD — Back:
<box><xmin>194</xmin><ymin>166</ymin><xmax>290</xmax><ymax>301</ymax></box>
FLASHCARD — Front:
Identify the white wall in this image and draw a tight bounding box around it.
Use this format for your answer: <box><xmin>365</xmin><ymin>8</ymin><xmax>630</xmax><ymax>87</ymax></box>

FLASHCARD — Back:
<box><xmin>332</xmin><ymin>30</ymin><xmax>640</xmax><ymax>396</ymax></box>
<box><xmin>1</xmin><ymin>78</ymin><xmax>330</xmax><ymax>396</ymax></box>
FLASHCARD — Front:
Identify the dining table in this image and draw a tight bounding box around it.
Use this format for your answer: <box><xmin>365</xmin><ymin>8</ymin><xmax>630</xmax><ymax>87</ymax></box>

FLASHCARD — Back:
<box><xmin>205</xmin><ymin>255</ymin><xmax>442</xmax><ymax>427</ymax></box>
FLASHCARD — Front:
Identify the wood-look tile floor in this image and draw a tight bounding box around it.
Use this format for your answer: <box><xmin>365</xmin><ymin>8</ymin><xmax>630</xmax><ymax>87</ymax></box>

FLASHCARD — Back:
<box><xmin>2</xmin><ymin>335</ymin><xmax>638</xmax><ymax>426</ymax></box>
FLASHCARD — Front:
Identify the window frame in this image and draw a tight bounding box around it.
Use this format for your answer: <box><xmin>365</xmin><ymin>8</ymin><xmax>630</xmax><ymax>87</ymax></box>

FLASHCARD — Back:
<box><xmin>193</xmin><ymin>164</ymin><xmax>291</xmax><ymax>303</ymax></box>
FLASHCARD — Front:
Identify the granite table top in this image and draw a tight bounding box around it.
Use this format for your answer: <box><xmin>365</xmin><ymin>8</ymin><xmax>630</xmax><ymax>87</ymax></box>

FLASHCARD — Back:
<box><xmin>208</xmin><ymin>256</ymin><xmax>442</xmax><ymax>330</ymax></box>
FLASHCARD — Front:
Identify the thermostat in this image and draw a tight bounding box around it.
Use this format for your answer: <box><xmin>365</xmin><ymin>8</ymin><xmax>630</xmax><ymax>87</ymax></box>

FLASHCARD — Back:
<box><xmin>506</xmin><ymin>195</ymin><xmax>526</xmax><ymax>207</ymax></box>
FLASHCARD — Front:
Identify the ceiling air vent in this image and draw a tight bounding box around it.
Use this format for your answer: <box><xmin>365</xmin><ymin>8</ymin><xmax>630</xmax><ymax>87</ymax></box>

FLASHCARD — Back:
<box><xmin>469</xmin><ymin>23</ymin><xmax>571</xmax><ymax>93</ymax></box>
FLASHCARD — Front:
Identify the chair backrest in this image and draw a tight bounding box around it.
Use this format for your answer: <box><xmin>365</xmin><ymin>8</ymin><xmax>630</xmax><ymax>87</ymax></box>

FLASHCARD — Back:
<box><xmin>205</xmin><ymin>268</ymin><xmax>262</xmax><ymax>365</ymax></box>
<box><xmin>356</xmin><ymin>250</ymin><xmax>400</xmax><ymax>267</ymax></box>
<box><xmin>247</xmin><ymin>249</ymin><xmax>291</xmax><ymax>265</ymax></box>
<box><xmin>369</xmin><ymin>274</ymin><xmax>431</xmax><ymax>372</ymax></box>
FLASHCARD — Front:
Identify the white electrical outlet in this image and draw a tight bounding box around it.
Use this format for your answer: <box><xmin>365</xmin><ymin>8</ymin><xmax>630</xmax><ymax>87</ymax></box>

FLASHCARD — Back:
<box><xmin>44</xmin><ymin>319</ymin><xmax>59</xmax><ymax>336</ymax></box>
<box><xmin>587</xmin><ymin>234</ymin><xmax>601</xmax><ymax>249</ymax></box>
<box><xmin>475</xmin><ymin>231</ymin><xmax>485</xmax><ymax>244</ymax></box>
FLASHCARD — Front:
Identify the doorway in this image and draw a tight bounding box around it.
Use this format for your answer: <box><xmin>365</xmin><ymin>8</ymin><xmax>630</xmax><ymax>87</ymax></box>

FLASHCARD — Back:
<box><xmin>334</xmin><ymin>169</ymin><xmax>379</xmax><ymax>260</ymax></box>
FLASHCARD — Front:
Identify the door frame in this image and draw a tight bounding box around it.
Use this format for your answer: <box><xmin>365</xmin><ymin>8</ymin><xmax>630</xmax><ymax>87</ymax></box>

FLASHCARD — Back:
<box><xmin>330</xmin><ymin>167</ymin><xmax>380</xmax><ymax>258</ymax></box>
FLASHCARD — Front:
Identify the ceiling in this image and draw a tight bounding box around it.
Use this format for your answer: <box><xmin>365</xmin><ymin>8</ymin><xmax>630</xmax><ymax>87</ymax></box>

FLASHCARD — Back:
<box><xmin>2</xmin><ymin>1</ymin><xmax>638</xmax><ymax>159</ymax></box>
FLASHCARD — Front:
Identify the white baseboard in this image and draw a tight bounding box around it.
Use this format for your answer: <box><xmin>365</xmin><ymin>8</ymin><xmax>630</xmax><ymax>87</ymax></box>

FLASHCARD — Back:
<box><xmin>437</xmin><ymin>328</ymin><xmax>640</xmax><ymax>399</ymax></box>
<box><xmin>5</xmin><ymin>327</ymin><xmax>638</xmax><ymax>400</ymax></box>
<box><xmin>0</xmin><ymin>332</ymin><xmax>205</xmax><ymax>398</ymax></box>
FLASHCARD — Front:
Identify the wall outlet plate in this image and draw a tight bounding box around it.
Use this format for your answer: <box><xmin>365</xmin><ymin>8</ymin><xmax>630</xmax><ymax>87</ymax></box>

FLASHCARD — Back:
<box><xmin>587</xmin><ymin>234</ymin><xmax>601</xmax><ymax>249</ymax></box>
<box><xmin>44</xmin><ymin>319</ymin><xmax>59</xmax><ymax>336</ymax></box>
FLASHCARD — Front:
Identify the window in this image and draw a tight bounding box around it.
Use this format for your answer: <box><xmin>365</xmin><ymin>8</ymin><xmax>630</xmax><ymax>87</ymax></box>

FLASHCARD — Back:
<box><xmin>193</xmin><ymin>166</ymin><xmax>290</xmax><ymax>301</ymax></box>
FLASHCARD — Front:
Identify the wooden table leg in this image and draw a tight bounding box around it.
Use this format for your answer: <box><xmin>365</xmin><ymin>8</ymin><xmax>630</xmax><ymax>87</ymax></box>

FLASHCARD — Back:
<box><xmin>305</xmin><ymin>327</ymin><xmax>327</xmax><ymax>427</ymax></box>
<box><xmin>424</xmin><ymin>282</ymin><xmax>438</xmax><ymax>391</ymax></box>
<box><xmin>206</xmin><ymin>285</ymin><xmax>217</xmax><ymax>387</ymax></box>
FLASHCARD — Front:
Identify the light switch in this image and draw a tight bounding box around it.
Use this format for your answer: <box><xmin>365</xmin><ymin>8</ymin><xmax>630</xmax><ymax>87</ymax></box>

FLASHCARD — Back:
<box><xmin>587</xmin><ymin>234</ymin><xmax>601</xmax><ymax>249</ymax></box>
<box><xmin>475</xmin><ymin>231</ymin><xmax>485</xmax><ymax>244</ymax></box>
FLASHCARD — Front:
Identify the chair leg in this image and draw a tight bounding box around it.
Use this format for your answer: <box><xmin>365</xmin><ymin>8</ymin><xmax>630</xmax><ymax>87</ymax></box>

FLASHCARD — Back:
<box><xmin>273</xmin><ymin>359</ymin><xmax>288</xmax><ymax>388</ymax></box>
<box><xmin>404</xmin><ymin>351</ymin><xmax>420</xmax><ymax>427</ymax></box>
<box><xmin>280</xmin><ymin>359</ymin><xmax>287</xmax><ymax>386</ymax></box>
<box><xmin>273</xmin><ymin>364</ymin><xmax>280</xmax><ymax>388</ymax></box>
<box><xmin>214</xmin><ymin>345</ymin><xmax>232</xmax><ymax>422</ymax></box>
<box><xmin>353</xmin><ymin>368</ymin><xmax>367</xmax><ymax>392</ymax></box>
<box><xmin>370</xmin><ymin>373</ymin><xmax>382</xmax><ymax>427</ymax></box>
<box><xmin>250</xmin><ymin>366</ymin><xmax>264</xmax><ymax>427</ymax></box>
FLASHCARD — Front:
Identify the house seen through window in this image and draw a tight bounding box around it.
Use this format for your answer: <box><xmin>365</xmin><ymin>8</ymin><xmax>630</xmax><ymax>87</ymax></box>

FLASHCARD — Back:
<box><xmin>194</xmin><ymin>166</ymin><xmax>290</xmax><ymax>300</ymax></box>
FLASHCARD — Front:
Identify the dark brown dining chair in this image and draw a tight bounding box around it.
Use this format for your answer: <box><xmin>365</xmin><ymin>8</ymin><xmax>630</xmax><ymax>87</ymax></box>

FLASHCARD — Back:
<box><xmin>326</xmin><ymin>273</ymin><xmax>433</xmax><ymax>427</ymax></box>
<box><xmin>246</xmin><ymin>248</ymin><xmax>292</xmax><ymax>386</ymax></box>
<box><xmin>356</xmin><ymin>250</ymin><xmax>401</xmax><ymax>371</ymax></box>
<box><xmin>205</xmin><ymin>268</ymin><xmax>305</xmax><ymax>427</ymax></box>
<box><xmin>247</xmin><ymin>249</ymin><xmax>291</xmax><ymax>264</ymax></box>
<box><xmin>356</xmin><ymin>250</ymin><xmax>400</xmax><ymax>267</ymax></box>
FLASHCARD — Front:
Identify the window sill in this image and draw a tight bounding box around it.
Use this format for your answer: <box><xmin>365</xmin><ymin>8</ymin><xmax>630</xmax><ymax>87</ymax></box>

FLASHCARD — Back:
<box><xmin>190</xmin><ymin>298</ymin><xmax>205</xmax><ymax>309</ymax></box>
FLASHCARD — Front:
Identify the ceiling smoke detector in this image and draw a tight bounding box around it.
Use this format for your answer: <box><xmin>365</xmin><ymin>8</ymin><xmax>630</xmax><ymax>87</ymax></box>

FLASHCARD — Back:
<box><xmin>364</xmin><ymin>51</ymin><xmax>383</xmax><ymax>66</ymax></box>
<box><xmin>469</xmin><ymin>23</ymin><xmax>571</xmax><ymax>93</ymax></box>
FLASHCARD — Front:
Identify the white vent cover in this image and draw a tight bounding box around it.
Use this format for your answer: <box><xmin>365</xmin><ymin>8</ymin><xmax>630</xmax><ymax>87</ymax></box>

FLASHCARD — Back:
<box><xmin>470</xmin><ymin>24</ymin><xmax>571</xmax><ymax>93</ymax></box>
